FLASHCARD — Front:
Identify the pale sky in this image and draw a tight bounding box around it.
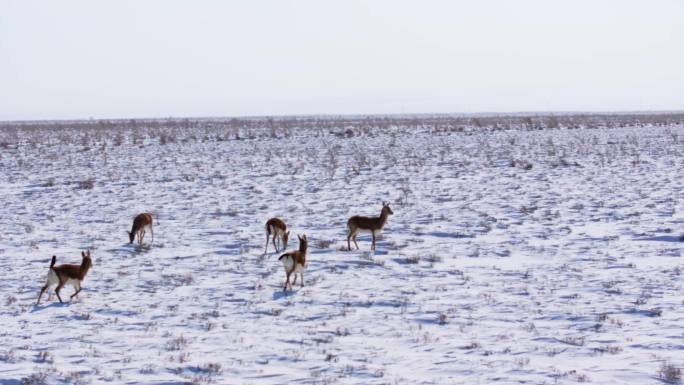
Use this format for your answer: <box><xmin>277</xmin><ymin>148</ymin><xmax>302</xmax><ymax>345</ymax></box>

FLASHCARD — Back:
<box><xmin>1</xmin><ymin>0</ymin><xmax>683</xmax><ymax>120</ymax></box>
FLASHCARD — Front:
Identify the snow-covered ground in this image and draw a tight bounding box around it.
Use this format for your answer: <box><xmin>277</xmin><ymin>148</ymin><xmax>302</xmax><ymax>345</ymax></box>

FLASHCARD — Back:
<box><xmin>1</xmin><ymin>120</ymin><xmax>683</xmax><ymax>384</ymax></box>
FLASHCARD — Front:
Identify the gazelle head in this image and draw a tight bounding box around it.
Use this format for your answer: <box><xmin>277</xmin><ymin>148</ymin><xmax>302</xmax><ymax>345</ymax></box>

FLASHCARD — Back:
<box><xmin>382</xmin><ymin>201</ymin><xmax>394</xmax><ymax>216</ymax></box>
<box><xmin>298</xmin><ymin>234</ymin><xmax>308</xmax><ymax>252</ymax></box>
<box><xmin>81</xmin><ymin>250</ymin><xmax>93</xmax><ymax>269</ymax></box>
<box><xmin>127</xmin><ymin>231</ymin><xmax>135</xmax><ymax>243</ymax></box>
<box><xmin>283</xmin><ymin>230</ymin><xmax>291</xmax><ymax>249</ymax></box>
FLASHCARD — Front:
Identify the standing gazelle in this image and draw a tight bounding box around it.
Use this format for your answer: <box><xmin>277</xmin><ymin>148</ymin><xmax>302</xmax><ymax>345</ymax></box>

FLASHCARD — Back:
<box><xmin>278</xmin><ymin>234</ymin><xmax>307</xmax><ymax>291</ymax></box>
<box><xmin>347</xmin><ymin>202</ymin><xmax>394</xmax><ymax>251</ymax></box>
<box><xmin>37</xmin><ymin>250</ymin><xmax>93</xmax><ymax>305</ymax></box>
<box><xmin>265</xmin><ymin>217</ymin><xmax>290</xmax><ymax>254</ymax></box>
<box><xmin>128</xmin><ymin>212</ymin><xmax>154</xmax><ymax>245</ymax></box>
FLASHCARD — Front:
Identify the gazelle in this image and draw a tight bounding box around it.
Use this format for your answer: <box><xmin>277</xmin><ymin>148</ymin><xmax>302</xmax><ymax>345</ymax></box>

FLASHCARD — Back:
<box><xmin>37</xmin><ymin>250</ymin><xmax>93</xmax><ymax>305</ymax></box>
<box><xmin>347</xmin><ymin>202</ymin><xmax>394</xmax><ymax>251</ymax></box>
<box><xmin>128</xmin><ymin>212</ymin><xmax>154</xmax><ymax>245</ymax></box>
<box><xmin>278</xmin><ymin>234</ymin><xmax>307</xmax><ymax>291</ymax></box>
<box><xmin>264</xmin><ymin>217</ymin><xmax>290</xmax><ymax>254</ymax></box>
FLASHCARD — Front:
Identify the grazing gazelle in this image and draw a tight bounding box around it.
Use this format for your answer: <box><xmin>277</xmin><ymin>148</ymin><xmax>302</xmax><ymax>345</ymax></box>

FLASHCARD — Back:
<box><xmin>264</xmin><ymin>217</ymin><xmax>290</xmax><ymax>254</ymax></box>
<box><xmin>37</xmin><ymin>250</ymin><xmax>93</xmax><ymax>305</ymax></box>
<box><xmin>347</xmin><ymin>202</ymin><xmax>394</xmax><ymax>251</ymax></box>
<box><xmin>128</xmin><ymin>212</ymin><xmax>154</xmax><ymax>245</ymax></box>
<box><xmin>278</xmin><ymin>234</ymin><xmax>307</xmax><ymax>291</ymax></box>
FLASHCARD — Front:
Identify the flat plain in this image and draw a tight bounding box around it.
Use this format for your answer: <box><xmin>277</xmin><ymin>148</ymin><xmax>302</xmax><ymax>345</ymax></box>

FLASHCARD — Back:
<box><xmin>1</xmin><ymin>114</ymin><xmax>683</xmax><ymax>384</ymax></box>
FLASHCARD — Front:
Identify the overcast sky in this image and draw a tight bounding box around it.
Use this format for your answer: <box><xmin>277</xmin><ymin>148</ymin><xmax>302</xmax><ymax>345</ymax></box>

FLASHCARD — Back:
<box><xmin>1</xmin><ymin>0</ymin><xmax>683</xmax><ymax>120</ymax></box>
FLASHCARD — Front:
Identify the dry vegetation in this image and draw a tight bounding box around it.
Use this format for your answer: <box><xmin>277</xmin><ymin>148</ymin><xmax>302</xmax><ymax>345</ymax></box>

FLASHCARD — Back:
<box><xmin>2</xmin><ymin>112</ymin><xmax>683</xmax><ymax>149</ymax></box>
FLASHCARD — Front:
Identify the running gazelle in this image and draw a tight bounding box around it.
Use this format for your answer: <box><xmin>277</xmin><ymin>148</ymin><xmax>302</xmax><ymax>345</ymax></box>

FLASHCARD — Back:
<box><xmin>37</xmin><ymin>250</ymin><xmax>93</xmax><ymax>304</ymax></box>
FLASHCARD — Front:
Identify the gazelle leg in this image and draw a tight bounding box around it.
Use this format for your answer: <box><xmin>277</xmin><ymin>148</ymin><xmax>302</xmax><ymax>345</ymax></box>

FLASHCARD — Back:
<box><xmin>71</xmin><ymin>287</ymin><xmax>81</xmax><ymax>299</ymax></box>
<box><xmin>371</xmin><ymin>231</ymin><xmax>376</xmax><ymax>251</ymax></box>
<box><xmin>300</xmin><ymin>272</ymin><xmax>304</xmax><ymax>288</ymax></box>
<box><xmin>37</xmin><ymin>284</ymin><xmax>48</xmax><ymax>305</ymax></box>
<box><xmin>55</xmin><ymin>283</ymin><xmax>64</xmax><ymax>303</ymax></box>
<box><xmin>140</xmin><ymin>229</ymin><xmax>145</xmax><ymax>245</ymax></box>
<box><xmin>265</xmin><ymin>234</ymin><xmax>270</xmax><ymax>254</ymax></box>
<box><xmin>292</xmin><ymin>273</ymin><xmax>297</xmax><ymax>285</ymax></box>
<box><xmin>150</xmin><ymin>223</ymin><xmax>154</xmax><ymax>244</ymax></box>
<box><xmin>273</xmin><ymin>236</ymin><xmax>278</xmax><ymax>252</ymax></box>
<box><xmin>353</xmin><ymin>234</ymin><xmax>360</xmax><ymax>250</ymax></box>
<box><xmin>347</xmin><ymin>234</ymin><xmax>352</xmax><ymax>251</ymax></box>
<box><xmin>283</xmin><ymin>272</ymin><xmax>291</xmax><ymax>291</ymax></box>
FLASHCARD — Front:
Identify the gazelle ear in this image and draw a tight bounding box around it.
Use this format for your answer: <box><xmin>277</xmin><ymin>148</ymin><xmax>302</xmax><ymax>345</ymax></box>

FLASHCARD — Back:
<box><xmin>86</xmin><ymin>250</ymin><xmax>90</xmax><ymax>257</ymax></box>
<box><xmin>82</xmin><ymin>251</ymin><xmax>86</xmax><ymax>257</ymax></box>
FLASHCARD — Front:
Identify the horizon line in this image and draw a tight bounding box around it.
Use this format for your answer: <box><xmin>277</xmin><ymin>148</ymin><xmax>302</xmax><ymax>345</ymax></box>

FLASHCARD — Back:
<box><xmin>2</xmin><ymin>109</ymin><xmax>684</xmax><ymax>124</ymax></box>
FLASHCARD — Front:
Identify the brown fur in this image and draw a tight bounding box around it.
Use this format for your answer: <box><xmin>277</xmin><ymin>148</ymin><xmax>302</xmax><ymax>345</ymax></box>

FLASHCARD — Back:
<box><xmin>347</xmin><ymin>202</ymin><xmax>394</xmax><ymax>251</ymax></box>
<box><xmin>128</xmin><ymin>213</ymin><xmax>154</xmax><ymax>245</ymax></box>
<box><xmin>37</xmin><ymin>250</ymin><xmax>93</xmax><ymax>304</ymax></box>
<box><xmin>278</xmin><ymin>234</ymin><xmax>307</xmax><ymax>291</ymax></box>
<box><xmin>265</xmin><ymin>217</ymin><xmax>289</xmax><ymax>254</ymax></box>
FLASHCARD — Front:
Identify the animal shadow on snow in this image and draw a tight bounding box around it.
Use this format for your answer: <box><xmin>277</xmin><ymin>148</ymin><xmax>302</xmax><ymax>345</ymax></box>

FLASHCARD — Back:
<box><xmin>31</xmin><ymin>300</ymin><xmax>74</xmax><ymax>312</ymax></box>
<box><xmin>633</xmin><ymin>235</ymin><xmax>683</xmax><ymax>243</ymax></box>
<box><xmin>127</xmin><ymin>243</ymin><xmax>152</xmax><ymax>255</ymax></box>
<box><xmin>272</xmin><ymin>289</ymin><xmax>299</xmax><ymax>300</ymax></box>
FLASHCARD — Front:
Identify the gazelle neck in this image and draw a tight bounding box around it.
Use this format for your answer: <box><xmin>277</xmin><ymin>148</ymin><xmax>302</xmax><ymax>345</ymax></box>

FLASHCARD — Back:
<box><xmin>80</xmin><ymin>258</ymin><xmax>92</xmax><ymax>275</ymax></box>
<box><xmin>379</xmin><ymin>209</ymin><xmax>389</xmax><ymax>225</ymax></box>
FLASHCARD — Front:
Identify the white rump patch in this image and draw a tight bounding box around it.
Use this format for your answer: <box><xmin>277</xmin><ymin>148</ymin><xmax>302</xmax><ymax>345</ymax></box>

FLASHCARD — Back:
<box><xmin>280</xmin><ymin>256</ymin><xmax>294</xmax><ymax>271</ymax></box>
